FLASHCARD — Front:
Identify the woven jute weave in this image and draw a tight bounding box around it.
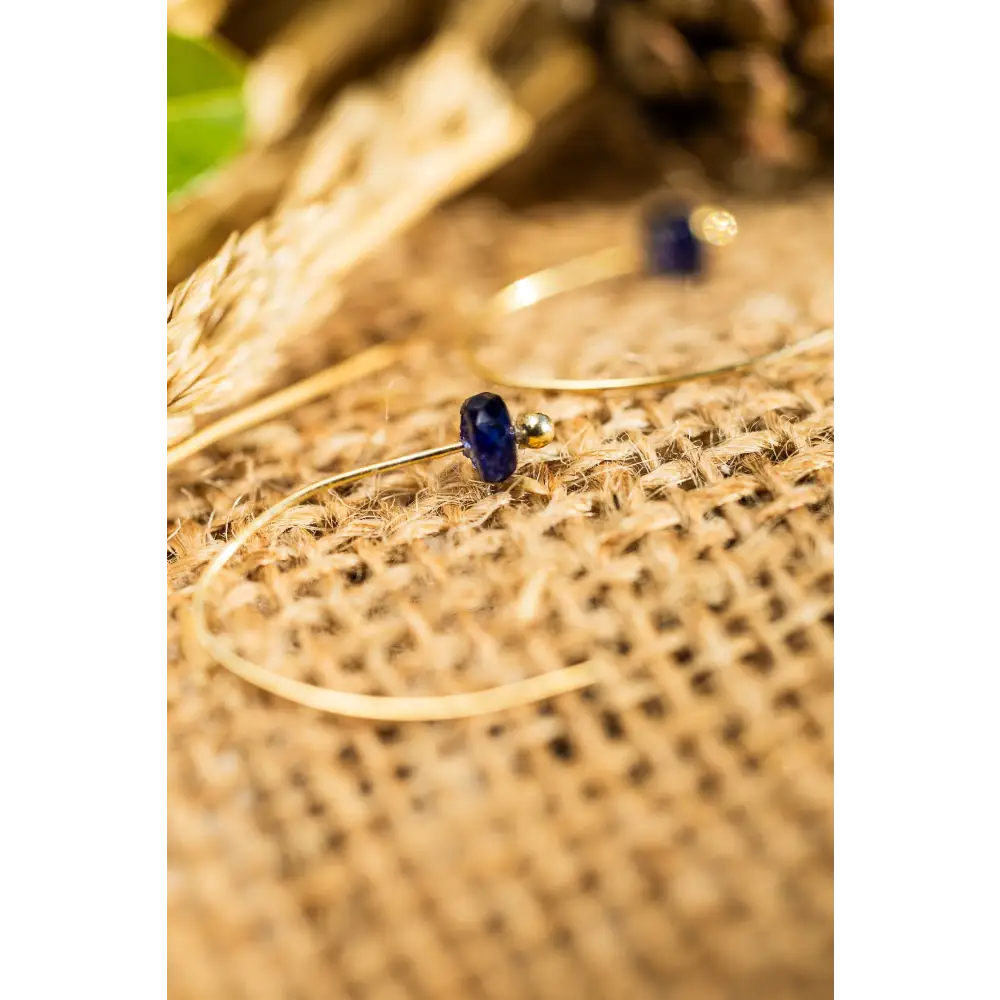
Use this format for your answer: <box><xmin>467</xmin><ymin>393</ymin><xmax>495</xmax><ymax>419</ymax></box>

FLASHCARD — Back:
<box><xmin>168</xmin><ymin>187</ymin><xmax>833</xmax><ymax>1000</ymax></box>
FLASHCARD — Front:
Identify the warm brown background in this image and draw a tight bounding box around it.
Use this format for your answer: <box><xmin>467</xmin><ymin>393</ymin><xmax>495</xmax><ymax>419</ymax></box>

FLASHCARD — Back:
<box><xmin>168</xmin><ymin>189</ymin><xmax>833</xmax><ymax>1000</ymax></box>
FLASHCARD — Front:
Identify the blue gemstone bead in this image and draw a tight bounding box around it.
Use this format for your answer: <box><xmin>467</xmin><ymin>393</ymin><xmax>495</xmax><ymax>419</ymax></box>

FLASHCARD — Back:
<box><xmin>643</xmin><ymin>206</ymin><xmax>702</xmax><ymax>277</ymax></box>
<box><xmin>460</xmin><ymin>392</ymin><xmax>517</xmax><ymax>483</ymax></box>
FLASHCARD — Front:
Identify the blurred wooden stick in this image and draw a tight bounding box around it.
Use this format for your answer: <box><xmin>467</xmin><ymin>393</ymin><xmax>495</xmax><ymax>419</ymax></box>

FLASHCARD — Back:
<box><xmin>167</xmin><ymin>0</ymin><xmax>231</xmax><ymax>37</ymax></box>
<box><xmin>246</xmin><ymin>0</ymin><xmax>433</xmax><ymax>145</ymax></box>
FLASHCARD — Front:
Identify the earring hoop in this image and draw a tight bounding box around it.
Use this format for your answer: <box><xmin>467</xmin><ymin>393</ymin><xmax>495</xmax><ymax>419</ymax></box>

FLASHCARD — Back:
<box><xmin>460</xmin><ymin>202</ymin><xmax>831</xmax><ymax>393</ymax></box>
<box><xmin>190</xmin><ymin>392</ymin><xmax>602</xmax><ymax>720</ymax></box>
<box><xmin>462</xmin><ymin>245</ymin><xmax>833</xmax><ymax>392</ymax></box>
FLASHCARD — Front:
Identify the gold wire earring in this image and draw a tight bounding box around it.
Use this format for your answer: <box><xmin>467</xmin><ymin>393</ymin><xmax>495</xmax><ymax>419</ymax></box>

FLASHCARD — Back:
<box><xmin>460</xmin><ymin>202</ymin><xmax>832</xmax><ymax>393</ymax></box>
<box><xmin>189</xmin><ymin>392</ymin><xmax>604</xmax><ymax>721</ymax></box>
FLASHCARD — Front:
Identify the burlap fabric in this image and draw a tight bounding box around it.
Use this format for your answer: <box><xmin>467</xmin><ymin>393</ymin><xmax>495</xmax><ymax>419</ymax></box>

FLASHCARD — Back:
<box><xmin>168</xmin><ymin>188</ymin><xmax>833</xmax><ymax>1000</ymax></box>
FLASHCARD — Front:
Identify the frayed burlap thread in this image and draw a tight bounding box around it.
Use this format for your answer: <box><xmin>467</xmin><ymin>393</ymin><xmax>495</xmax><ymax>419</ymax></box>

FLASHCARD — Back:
<box><xmin>168</xmin><ymin>190</ymin><xmax>833</xmax><ymax>1000</ymax></box>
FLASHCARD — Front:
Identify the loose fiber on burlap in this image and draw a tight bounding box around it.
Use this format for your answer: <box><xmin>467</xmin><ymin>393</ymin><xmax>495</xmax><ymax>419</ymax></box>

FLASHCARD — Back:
<box><xmin>167</xmin><ymin>189</ymin><xmax>833</xmax><ymax>1000</ymax></box>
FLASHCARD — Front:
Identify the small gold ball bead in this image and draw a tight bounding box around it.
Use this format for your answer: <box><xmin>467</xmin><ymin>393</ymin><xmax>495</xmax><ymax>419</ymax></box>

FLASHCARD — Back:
<box><xmin>516</xmin><ymin>412</ymin><xmax>555</xmax><ymax>449</ymax></box>
<box><xmin>690</xmin><ymin>205</ymin><xmax>739</xmax><ymax>247</ymax></box>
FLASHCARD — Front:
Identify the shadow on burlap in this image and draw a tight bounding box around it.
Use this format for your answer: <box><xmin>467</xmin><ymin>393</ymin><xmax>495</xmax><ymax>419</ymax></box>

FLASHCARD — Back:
<box><xmin>167</xmin><ymin>188</ymin><xmax>833</xmax><ymax>1000</ymax></box>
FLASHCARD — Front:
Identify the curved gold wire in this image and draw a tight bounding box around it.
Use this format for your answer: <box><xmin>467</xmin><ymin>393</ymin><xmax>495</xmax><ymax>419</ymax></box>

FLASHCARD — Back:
<box><xmin>462</xmin><ymin>244</ymin><xmax>833</xmax><ymax>391</ymax></box>
<box><xmin>190</xmin><ymin>437</ymin><xmax>601</xmax><ymax>721</ymax></box>
<box><xmin>167</xmin><ymin>342</ymin><xmax>404</xmax><ymax>469</ymax></box>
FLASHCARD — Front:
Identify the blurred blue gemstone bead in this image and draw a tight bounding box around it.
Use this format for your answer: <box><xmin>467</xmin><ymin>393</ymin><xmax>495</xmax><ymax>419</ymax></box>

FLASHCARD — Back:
<box><xmin>460</xmin><ymin>392</ymin><xmax>518</xmax><ymax>483</ymax></box>
<box><xmin>643</xmin><ymin>207</ymin><xmax>702</xmax><ymax>277</ymax></box>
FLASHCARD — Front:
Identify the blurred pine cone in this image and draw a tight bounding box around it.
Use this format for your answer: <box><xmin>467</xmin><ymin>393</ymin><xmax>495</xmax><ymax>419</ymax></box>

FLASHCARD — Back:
<box><xmin>558</xmin><ymin>0</ymin><xmax>833</xmax><ymax>193</ymax></box>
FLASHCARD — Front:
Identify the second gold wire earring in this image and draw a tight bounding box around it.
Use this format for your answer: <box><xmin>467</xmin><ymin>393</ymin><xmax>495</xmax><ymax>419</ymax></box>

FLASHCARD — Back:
<box><xmin>462</xmin><ymin>200</ymin><xmax>831</xmax><ymax>393</ymax></box>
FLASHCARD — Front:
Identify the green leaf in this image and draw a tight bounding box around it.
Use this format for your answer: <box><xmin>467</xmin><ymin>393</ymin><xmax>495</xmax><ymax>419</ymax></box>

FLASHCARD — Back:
<box><xmin>167</xmin><ymin>33</ymin><xmax>247</xmax><ymax>201</ymax></box>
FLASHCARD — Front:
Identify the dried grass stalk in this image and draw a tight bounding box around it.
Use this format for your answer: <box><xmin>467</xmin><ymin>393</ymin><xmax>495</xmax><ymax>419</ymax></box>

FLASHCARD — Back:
<box><xmin>167</xmin><ymin>36</ymin><xmax>537</xmax><ymax>447</ymax></box>
<box><xmin>167</xmin><ymin>142</ymin><xmax>305</xmax><ymax>291</ymax></box>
